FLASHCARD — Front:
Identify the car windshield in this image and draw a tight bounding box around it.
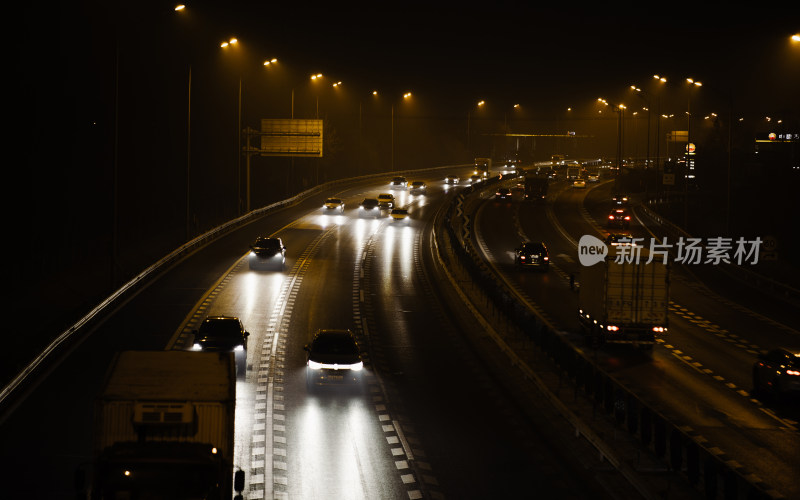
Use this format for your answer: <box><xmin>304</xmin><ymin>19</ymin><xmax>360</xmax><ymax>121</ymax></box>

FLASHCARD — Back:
<box><xmin>198</xmin><ymin>319</ymin><xmax>241</xmax><ymax>339</ymax></box>
<box><xmin>311</xmin><ymin>333</ymin><xmax>358</xmax><ymax>355</ymax></box>
<box><xmin>254</xmin><ymin>238</ymin><xmax>281</xmax><ymax>250</ymax></box>
<box><xmin>362</xmin><ymin>199</ymin><xmax>378</xmax><ymax>206</ymax></box>
<box><xmin>379</xmin><ymin>194</ymin><xmax>392</xmax><ymax>199</ymax></box>
<box><xmin>326</xmin><ymin>198</ymin><xmax>341</xmax><ymax>204</ymax></box>
<box><xmin>392</xmin><ymin>177</ymin><xmax>405</xmax><ymax>183</ymax></box>
<box><xmin>521</xmin><ymin>243</ymin><xmax>544</xmax><ymax>253</ymax></box>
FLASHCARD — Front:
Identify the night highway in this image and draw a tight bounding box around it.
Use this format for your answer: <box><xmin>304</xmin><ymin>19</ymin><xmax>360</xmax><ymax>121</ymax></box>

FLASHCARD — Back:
<box><xmin>2</xmin><ymin>172</ymin><xmax>643</xmax><ymax>499</ymax></box>
<box><xmin>6</xmin><ymin>4</ymin><xmax>799</xmax><ymax>500</ymax></box>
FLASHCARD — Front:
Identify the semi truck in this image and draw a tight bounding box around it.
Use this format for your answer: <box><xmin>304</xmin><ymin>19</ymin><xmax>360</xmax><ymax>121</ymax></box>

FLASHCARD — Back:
<box><xmin>578</xmin><ymin>255</ymin><xmax>669</xmax><ymax>349</ymax></box>
<box><xmin>84</xmin><ymin>350</ymin><xmax>240</xmax><ymax>499</ymax></box>
<box><xmin>566</xmin><ymin>162</ymin><xmax>582</xmax><ymax>180</ymax></box>
<box><xmin>524</xmin><ymin>176</ymin><xmax>549</xmax><ymax>200</ymax></box>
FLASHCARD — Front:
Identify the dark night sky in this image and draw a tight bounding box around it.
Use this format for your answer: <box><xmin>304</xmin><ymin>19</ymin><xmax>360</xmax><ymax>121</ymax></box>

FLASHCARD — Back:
<box><xmin>178</xmin><ymin>2</ymin><xmax>799</xmax><ymax>115</ymax></box>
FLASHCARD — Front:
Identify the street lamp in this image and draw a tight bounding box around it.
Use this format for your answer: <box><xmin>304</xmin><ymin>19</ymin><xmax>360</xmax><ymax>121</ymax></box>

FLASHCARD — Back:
<box><xmin>220</xmin><ymin>37</ymin><xmax>243</xmax><ymax>213</ymax></box>
<box><xmin>392</xmin><ymin>91</ymin><xmax>412</xmax><ymax>172</ymax></box>
<box><xmin>684</xmin><ymin>78</ymin><xmax>702</xmax><ymax>229</ymax></box>
<box><xmin>630</xmin><ymin>85</ymin><xmax>652</xmax><ymax>193</ymax></box>
<box><xmin>466</xmin><ymin>100</ymin><xmax>485</xmax><ymax>155</ymax></box>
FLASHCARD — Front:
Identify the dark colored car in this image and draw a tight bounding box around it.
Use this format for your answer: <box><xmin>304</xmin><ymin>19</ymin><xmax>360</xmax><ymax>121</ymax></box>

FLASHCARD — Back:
<box><xmin>514</xmin><ymin>241</ymin><xmax>549</xmax><ymax>269</ymax></box>
<box><xmin>409</xmin><ymin>181</ymin><xmax>427</xmax><ymax>194</ymax></box>
<box><xmin>607</xmin><ymin>208</ymin><xmax>631</xmax><ymax>229</ymax></box>
<box><xmin>612</xmin><ymin>193</ymin><xmax>630</xmax><ymax>206</ymax></box>
<box><xmin>604</xmin><ymin>232</ymin><xmax>636</xmax><ymax>246</ymax></box>
<box><xmin>359</xmin><ymin>198</ymin><xmax>381</xmax><ymax>217</ymax></box>
<box><xmin>444</xmin><ymin>175</ymin><xmax>460</xmax><ymax>185</ymax></box>
<box><xmin>753</xmin><ymin>348</ymin><xmax>800</xmax><ymax>400</ymax></box>
<box><xmin>495</xmin><ymin>187</ymin><xmax>512</xmax><ymax>200</ymax></box>
<box><xmin>191</xmin><ymin>316</ymin><xmax>250</xmax><ymax>375</ymax></box>
<box><xmin>305</xmin><ymin>329</ymin><xmax>364</xmax><ymax>390</ymax></box>
<box><xmin>249</xmin><ymin>237</ymin><xmax>286</xmax><ymax>270</ymax></box>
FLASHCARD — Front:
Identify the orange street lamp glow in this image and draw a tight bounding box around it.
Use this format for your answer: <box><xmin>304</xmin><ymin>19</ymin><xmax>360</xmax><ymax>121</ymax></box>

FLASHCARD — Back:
<box><xmin>372</xmin><ymin>90</ymin><xmax>378</xmax><ymax>95</ymax></box>
<box><xmin>477</xmin><ymin>100</ymin><xmax>485</xmax><ymax>106</ymax></box>
<box><xmin>403</xmin><ymin>92</ymin><xmax>412</xmax><ymax>98</ymax></box>
<box><xmin>792</xmin><ymin>34</ymin><xmax>800</xmax><ymax>42</ymax></box>
<box><xmin>310</xmin><ymin>73</ymin><xmax>322</xmax><ymax>80</ymax></box>
<box><xmin>174</xmin><ymin>4</ymin><xmax>185</xmax><ymax>11</ymax></box>
<box><xmin>263</xmin><ymin>58</ymin><xmax>278</xmax><ymax>66</ymax></box>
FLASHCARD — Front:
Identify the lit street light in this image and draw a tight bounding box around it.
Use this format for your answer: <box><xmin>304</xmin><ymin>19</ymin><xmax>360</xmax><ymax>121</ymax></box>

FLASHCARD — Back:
<box><xmin>684</xmin><ymin>77</ymin><xmax>702</xmax><ymax>229</ymax></box>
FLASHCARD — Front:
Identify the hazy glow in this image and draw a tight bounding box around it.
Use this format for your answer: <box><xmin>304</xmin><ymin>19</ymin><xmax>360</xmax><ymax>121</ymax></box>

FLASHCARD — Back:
<box><xmin>792</xmin><ymin>34</ymin><xmax>800</xmax><ymax>42</ymax></box>
<box><xmin>242</xmin><ymin>270</ymin><xmax>284</xmax><ymax>317</ymax></box>
<box><xmin>174</xmin><ymin>4</ymin><xmax>185</xmax><ymax>11</ymax></box>
<box><xmin>312</xmin><ymin>213</ymin><xmax>345</xmax><ymax>229</ymax></box>
<box><xmin>297</xmin><ymin>399</ymin><xmax>371</xmax><ymax>499</ymax></box>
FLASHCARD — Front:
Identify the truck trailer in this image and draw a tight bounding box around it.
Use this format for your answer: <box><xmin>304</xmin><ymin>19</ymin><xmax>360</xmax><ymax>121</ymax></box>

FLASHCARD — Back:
<box><xmin>524</xmin><ymin>176</ymin><xmax>549</xmax><ymax>200</ymax></box>
<box><xmin>86</xmin><ymin>350</ymin><xmax>239</xmax><ymax>499</ymax></box>
<box><xmin>578</xmin><ymin>255</ymin><xmax>669</xmax><ymax>349</ymax></box>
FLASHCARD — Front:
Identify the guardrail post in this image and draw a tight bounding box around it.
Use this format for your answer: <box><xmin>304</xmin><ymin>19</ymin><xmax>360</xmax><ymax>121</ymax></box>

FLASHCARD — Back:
<box><xmin>654</xmin><ymin>415</ymin><xmax>666</xmax><ymax>458</ymax></box>
<box><xmin>704</xmin><ymin>456</ymin><xmax>718</xmax><ymax>499</ymax></box>
<box><xmin>604</xmin><ymin>377</ymin><xmax>614</xmax><ymax>415</ymax></box>
<box><xmin>670</xmin><ymin>427</ymin><xmax>683</xmax><ymax>471</ymax></box>
<box><xmin>686</xmin><ymin>440</ymin><xmax>699</xmax><ymax>486</ymax></box>
<box><xmin>640</xmin><ymin>407</ymin><xmax>652</xmax><ymax>447</ymax></box>
<box><xmin>723</xmin><ymin>468</ymin><xmax>738</xmax><ymax>500</ymax></box>
<box><xmin>626</xmin><ymin>395</ymin><xmax>638</xmax><ymax>434</ymax></box>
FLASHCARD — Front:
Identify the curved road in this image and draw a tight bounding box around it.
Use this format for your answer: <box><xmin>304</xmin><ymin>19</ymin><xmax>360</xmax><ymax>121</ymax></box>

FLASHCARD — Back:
<box><xmin>0</xmin><ymin>170</ymin><xmax>633</xmax><ymax>499</ymax></box>
<box><xmin>472</xmin><ymin>173</ymin><xmax>800</xmax><ymax>499</ymax></box>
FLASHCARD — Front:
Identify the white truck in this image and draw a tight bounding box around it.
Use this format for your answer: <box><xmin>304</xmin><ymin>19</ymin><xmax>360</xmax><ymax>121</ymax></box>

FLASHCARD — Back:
<box><xmin>578</xmin><ymin>256</ymin><xmax>669</xmax><ymax>349</ymax></box>
<box><xmin>85</xmin><ymin>350</ymin><xmax>241</xmax><ymax>499</ymax></box>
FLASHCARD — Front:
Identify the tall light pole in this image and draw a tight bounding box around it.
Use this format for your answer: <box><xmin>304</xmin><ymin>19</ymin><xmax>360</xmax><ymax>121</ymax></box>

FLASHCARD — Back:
<box><xmin>684</xmin><ymin>78</ymin><xmax>702</xmax><ymax>230</ymax></box>
<box><xmin>652</xmin><ymin>75</ymin><xmax>667</xmax><ymax>196</ymax></box>
<box><xmin>467</xmin><ymin>100</ymin><xmax>485</xmax><ymax>155</ymax></box>
<box><xmin>220</xmin><ymin>37</ymin><xmax>242</xmax><ymax>214</ymax></box>
<box><xmin>630</xmin><ymin>86</ymin><xmax>651</xmax><ymax>195</ymax></box>
<box><xmin>391</xmin><ymin>92</ymin><xmax>412</xmax><ymax>172</ymax></box>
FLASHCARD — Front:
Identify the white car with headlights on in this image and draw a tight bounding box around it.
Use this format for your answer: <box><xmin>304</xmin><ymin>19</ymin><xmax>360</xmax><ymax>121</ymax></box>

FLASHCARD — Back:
<box><xmin>305</xmin><ymin>329</ymin><xmax>364</xmax><ymax>391</ymax></box>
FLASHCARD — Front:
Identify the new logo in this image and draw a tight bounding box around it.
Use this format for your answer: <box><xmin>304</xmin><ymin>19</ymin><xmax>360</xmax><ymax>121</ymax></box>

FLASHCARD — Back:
<box><xmin>578</xmin><ymin>235</ymin><xmax>608</xmax><ymax>266</ymax></box>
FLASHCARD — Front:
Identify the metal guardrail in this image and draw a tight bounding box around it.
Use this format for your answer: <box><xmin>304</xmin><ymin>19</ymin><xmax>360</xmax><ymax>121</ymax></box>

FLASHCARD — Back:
<box><xmin>434</xmin><ymin>182</ymin><xmax>784</xmax><ymax>500</ymax></box>
<box><xmin>0</xmin><ymin>165</ymin><xmax>468</xmax><ymax>414</ymax></box>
